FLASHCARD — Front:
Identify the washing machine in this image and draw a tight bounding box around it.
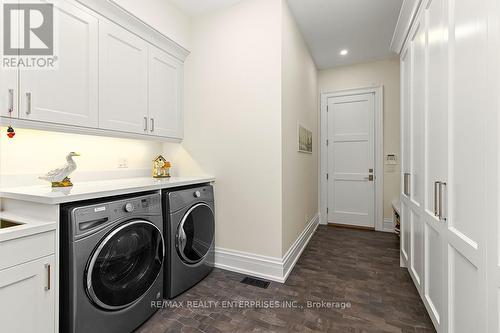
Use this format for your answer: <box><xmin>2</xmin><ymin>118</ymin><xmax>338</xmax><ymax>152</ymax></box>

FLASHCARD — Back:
<box><xmin>163</xmin><ymin>185</ymin><xmax>215</xmax><ymax>299</ymax></box>
<box><xmin>60</xmin><ymin>192</ymin><xmax>164</xmax><ymax>333</ymax></box>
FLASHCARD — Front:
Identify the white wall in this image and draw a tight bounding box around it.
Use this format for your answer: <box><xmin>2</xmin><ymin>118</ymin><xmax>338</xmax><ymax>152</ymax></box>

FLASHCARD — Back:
<box><xmin>318</xmin><ymin>58</ymin><xmax>400</xmax><ymax>218</ymax></box>
<box><xmin>164</xmin><ymin>0</ymin><xmax>284</xmax><ymax>258</ymax></box>
<box><xmin>281</xmin><ymin>2</ymin><xmax>318</xmax><ymax>254</ymax></box>
<box><xmin>0</xmin><ymin>127</ymin><xmax>162</xmax><ymax>187</ymax></box>
<box><xmin>112</xmin><ymin>0</ymin><xmax>191</xmax><ymax>49</ymax></box>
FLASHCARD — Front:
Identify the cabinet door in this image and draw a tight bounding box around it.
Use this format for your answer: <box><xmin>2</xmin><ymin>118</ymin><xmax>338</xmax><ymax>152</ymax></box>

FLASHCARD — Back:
<box><xmin>148</xmin><ymin>46</ymin><xmax>183</xmax><ymax>138</ymax></box>
<box><xmin>422</xmin><ymin>0</ymin><xmax>448</xmax><ymax>330</ymax></box>
<box><xmin>0</xmin><ymin>255</ymin><xmax>55</xmax><ymax>333</ymax></box>
<box><xmin>408</xmin><ymin>15</ymin><xmax>426</xmax><ymax>293</ymax></box>
<box><xmin>99</xmin><ymin>20</ymin><xmax>148</xmax><ymax>134</ymax></box>
<box><xmin>0</xmin><ymin>70</ymin><xmax>18</xmax><ymax>119</ymax></box>
<box><xmin>19</xmin><ymin>0</ymin><xmax>98</xmax><ymax>127</ymax></box>
<box><xmin>400</xmin><ymin>46</ymin><xmax>411</xmax><ymax>265</ymax></box>
<box><xmin>445</xmin><ymin>0</ymin><xmax>489</xmax><ymax>332</ymax></box>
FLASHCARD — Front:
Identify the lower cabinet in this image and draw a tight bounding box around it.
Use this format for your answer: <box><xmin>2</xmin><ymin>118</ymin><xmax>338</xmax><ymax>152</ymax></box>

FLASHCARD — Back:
<box><xmin>0</xmin><ymin>255</ymin><xmax>55</xmax><ymax>333</ymax></box>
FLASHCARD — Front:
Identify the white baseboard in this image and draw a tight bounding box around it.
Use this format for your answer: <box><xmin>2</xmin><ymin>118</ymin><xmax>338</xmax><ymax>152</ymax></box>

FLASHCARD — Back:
<box><xmin>214</xmin><ymin>248</ymin><xmax>283</xmax><ymax>282</ymax></box>
<box><xmin>282</xmin><ymin>214</ymin><xmax>320</xmax><ymax>281</ymax></box>
<box><xmin>214</xmin><ymin>214</ymin><xmax>319</xmax><ymax>283</ymax></box>
<box><xmin>381</xmin><ymin>218</ymin><xmax>395</xmax><ymax>233</ymax></box>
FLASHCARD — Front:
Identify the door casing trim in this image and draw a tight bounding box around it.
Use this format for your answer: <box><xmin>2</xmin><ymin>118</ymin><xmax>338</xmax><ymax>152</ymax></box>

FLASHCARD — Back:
<box><xmin>319</xmin><ymin>86</ymin><xmax>384</xmax><ymax>231</ymax></box>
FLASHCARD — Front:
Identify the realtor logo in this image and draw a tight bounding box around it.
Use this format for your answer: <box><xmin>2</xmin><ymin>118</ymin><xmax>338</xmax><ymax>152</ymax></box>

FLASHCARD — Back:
<box><xmin>3</xmin><ymin>3</ymin><xmax>53</xmax><ymax>55</ymax></box>
<box><xmin>2</xmin><ymin>3</ymin><xmax>57</xmax><ymax>69</ymax></box>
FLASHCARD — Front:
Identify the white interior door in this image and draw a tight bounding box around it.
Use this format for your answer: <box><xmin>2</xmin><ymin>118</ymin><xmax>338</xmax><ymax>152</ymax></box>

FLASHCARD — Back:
<box><xmin>327</xmin><ymin>93</ymin><xmax>375</xmax><ymax>228</ymax></box>
<box><xmin>20</xmin><ymin>0</ymin><xmax>98</xmax><ymax>127</ymax></box>
<box><xmin>99</xmin><ymin>19</ymin><xmax>148</xmax><ymax>134</ymax></box>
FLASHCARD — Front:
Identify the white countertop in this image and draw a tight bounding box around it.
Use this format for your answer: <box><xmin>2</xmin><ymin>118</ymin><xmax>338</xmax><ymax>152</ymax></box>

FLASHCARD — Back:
<box><xmin>0</xmin><ymin>211</ymin><xmax>56</xmax><ymax>242</ymax></box>
<box><xmin>0</xmin><ymin>176</ymin><xmax>215</xmax><ymax>205</ymax></box>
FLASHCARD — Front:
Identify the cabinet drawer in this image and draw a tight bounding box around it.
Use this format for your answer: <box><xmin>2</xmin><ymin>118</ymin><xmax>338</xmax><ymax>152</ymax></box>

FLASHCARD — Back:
<box><xmin>0</xmin><ymin>231</ymin><xmax>55</xmax><ymax>270</ymax></box>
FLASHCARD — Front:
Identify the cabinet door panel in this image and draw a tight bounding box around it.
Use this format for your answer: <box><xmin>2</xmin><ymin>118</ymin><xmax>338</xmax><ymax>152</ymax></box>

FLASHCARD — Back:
<box><xmin>410</xmin><ymin>21</ymin><xmax>425</xmax><ymax>209</ymax></box>
<box><xmin>400</xmin><ymin>43</ymin><xmax>411</xmax><ymax>267</ymax></box>
<box><xmin>0</xmin><ymin>1</ymin><xmax>18</xmax><ymax>119</ymax></box>
<box><xmin>148</xmin><ymin>46</ymin><xmax>183</xmax><ymax>138</ymax></box>
<box><xmin>0</xmin><ymin>256</ymin><xmax>55</xmax><ymax>333</ymax></box>
<box><xmin>0</xmin><ymin>71</ymin><xmax>18</xmax><ymax>119</ymax></box>
<box><xmin>406</xmin><ymin>16</ymin><xmax>426</xmax><ymax>293</ymax></box>
<box><xmin>20</xmin><ymin>0</ymin><xmax>98</xmax><ymax>127</ymax></box>
<box><xmin>99</xmin><ymin>20</ymin><xmax>148</xmax><ymax>134</ymax></box>
<box><xmin>446</xmin><ymin>0</ymin><xmax>488</xmax><ymax>331</ymax></box>
<box><xmin>423</xmin><ymin>0</ymin><xmax>448</xmax><ymax>330</ymax></box>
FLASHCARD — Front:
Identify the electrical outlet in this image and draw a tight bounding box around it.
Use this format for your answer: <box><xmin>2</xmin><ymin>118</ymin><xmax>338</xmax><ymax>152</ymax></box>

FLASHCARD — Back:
<box><xmin>118</xmin><ymin>158</ymin><xmax>128</xmax><ymax>168</ymax></box>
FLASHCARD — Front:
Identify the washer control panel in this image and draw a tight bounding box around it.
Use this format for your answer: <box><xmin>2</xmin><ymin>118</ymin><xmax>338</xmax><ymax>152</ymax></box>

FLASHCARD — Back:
<box><xmin>72</xmin><ymin>193</ymin><xmax>161</xmax><ymax>236</ymax></box>
<box><xmin>124</xmin><ymin>202</ymin><xmax>135</xmax><ymax>212</ymax></box>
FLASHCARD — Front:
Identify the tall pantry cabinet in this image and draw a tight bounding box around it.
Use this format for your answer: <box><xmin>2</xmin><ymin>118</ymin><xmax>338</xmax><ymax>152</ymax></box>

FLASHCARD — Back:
<box><xmin>396</xmin><ymin>0</ymin><xmax>499</xmax><ymax>332</ymax></box>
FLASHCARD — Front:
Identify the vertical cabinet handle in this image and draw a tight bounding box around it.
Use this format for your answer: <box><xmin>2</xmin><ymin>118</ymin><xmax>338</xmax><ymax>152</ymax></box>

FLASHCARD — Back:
<box><xmin>150</xmin><ymin>118</ymin><xmax>154</xmax><ymax>132</ymax></box>
<box><xmin>439</xmin><ymin>182</ymin><xmax>447</xmax><ymax>221</ymax></box>
<box><xmin>45</xmin><ymin>264</ymin><xmax>51</xmax><ymax>291</ymax></box>
<box><xmin>8</xmin><ymin>89</ymin><xmax>14</xmax><ymax>113</ymax></box>
<box><xmin>434</xmin><ymin>181</ymin><xmax>440</xmax><ymax>216</ymax></box>
<box><xmin>404</xmin><ymin>173</ymin><xmax>411</xmax><ymax>196</ymax></box>
<box><xmin>144</xmin><ymin>117</ymin><xmax>148</xmax><ymax>131</ymax></box>
<box><xmin>26</xmin><ymin>92</ymin><xmax>31</xmax><ymax>115</ymax></box>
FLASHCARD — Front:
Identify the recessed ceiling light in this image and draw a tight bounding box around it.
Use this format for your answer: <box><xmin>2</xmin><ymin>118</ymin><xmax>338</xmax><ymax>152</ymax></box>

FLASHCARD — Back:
<box><xmin>340</xmin><ymin>49</ymin><xmax>349</xmax><ymax>56</ymax></box>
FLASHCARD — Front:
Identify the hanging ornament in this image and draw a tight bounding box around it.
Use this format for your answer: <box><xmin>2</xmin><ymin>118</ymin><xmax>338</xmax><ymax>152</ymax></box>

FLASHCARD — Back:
<box><xmin>7</xmin><ymin>125</ymin><xmax>15</xmax><ymax>138</ymax></box>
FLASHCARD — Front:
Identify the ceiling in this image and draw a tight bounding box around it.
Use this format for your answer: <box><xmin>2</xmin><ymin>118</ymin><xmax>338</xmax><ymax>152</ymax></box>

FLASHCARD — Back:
<box><xmin>170</xmin><ymin>0</ymin><xmax>403</xmax><ymax>70</ymax></box>
<box><xmin>286</xmin><ymin>0</ymin><xmax>403</xmax><ymax>69</ymax></box>
<box><xmin>169</xmin><ymin>0</ymin><xmax>244</xmax><ymax>17</ymax></box>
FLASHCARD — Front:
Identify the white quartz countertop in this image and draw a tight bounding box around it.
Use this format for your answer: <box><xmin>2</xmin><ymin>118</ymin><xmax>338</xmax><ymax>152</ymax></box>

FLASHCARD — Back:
<box><xmin>0</xmin><ymin>176</ymin><xmax>215</xmax><ymax>205</ymax></box>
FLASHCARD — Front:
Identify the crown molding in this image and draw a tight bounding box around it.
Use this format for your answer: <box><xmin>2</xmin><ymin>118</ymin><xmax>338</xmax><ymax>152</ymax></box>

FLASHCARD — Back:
<box><xmin>390</xmin><ymin>0</ymin><xmax>423</xmax><ymax>54</ymax></box>
<box><xmin>77</xmin><ymin>0</ymin><xmax>190</xmax><ymax>62</ymax></box>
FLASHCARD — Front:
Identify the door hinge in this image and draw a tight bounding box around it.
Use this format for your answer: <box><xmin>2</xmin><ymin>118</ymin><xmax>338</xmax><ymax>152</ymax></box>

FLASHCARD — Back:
<box><xmin>327</xmin><ymin>105</ymin><xmax>329</xmax><ymax>112</ymax></box>
<box><xmin>326</xmin><ymin>173</ymin><xmax>329</xmax><ymax>180</ymax></box>
<box><xmin>327</xmin><ymin>207</ymin><xmax>329</xmax><ymax>214</ymax></box>
<box><xmin>326</xmin><ymin>139</ymin><xmax>329</xmax><ymax>146</ymax></box>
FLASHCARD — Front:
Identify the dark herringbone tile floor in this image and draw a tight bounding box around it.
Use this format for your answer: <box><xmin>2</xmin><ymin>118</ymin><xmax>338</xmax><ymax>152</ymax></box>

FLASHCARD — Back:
<box><xmin>136</xmin><ymin>226</ymin><xmax>435</xmax><ymax>333</ymax></box>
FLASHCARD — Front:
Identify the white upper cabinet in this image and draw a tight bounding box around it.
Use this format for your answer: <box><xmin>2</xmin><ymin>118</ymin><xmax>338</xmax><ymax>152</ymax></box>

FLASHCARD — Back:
<box><xmin>20</xmin><ymin>0</ymin><xmax>98</xmax><ymax>127</ymax></box>
<box><xmin>98</xmin><ymin>20</ymin><xmax>149</xmax><ymax>134</ymax></box>
<box><xmin>1</xmin><ymin>0</ymin><xmax>188</xmax><ymax>140</ymax></box>
<box><xmin>0</xmin><ymin>71</ymin><xmax>18</xmax><ymax>119</ymax></box>
<box><xmin>148</xmin><ymin>46</ymin><xmax>184</xmax><ymax>138</ymax></box>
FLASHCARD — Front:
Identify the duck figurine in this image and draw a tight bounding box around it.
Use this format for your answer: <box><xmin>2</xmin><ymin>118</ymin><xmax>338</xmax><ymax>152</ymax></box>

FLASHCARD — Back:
<box><xmin>39</xmin><ymin>152</ymin><xmax>80</xmax><ymax>187</ymax></box>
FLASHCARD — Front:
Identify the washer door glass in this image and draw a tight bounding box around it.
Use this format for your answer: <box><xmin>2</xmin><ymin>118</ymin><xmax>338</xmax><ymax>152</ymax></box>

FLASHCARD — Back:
<box><xmin>177</xmin><ymin>203</ymin><xmax>215</xmax><ymax>265</ymax></box>
<box><xmin>86</xmin><ymin>220</ymin><xmax>164</xmax><ymax>310</ymax></box>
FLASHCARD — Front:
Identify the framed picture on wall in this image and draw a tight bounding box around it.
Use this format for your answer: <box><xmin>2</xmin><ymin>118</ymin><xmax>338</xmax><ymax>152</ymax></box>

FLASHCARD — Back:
<box><xmin>298</xmin><ymin>124</ymin><xmax>313</xmax><ymax>154</ymax></box>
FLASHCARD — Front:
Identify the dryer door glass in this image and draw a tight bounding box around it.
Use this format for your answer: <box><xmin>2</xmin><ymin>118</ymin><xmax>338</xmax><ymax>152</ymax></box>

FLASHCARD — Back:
<box><xmin>86</xmin><ymin>220</ymin><xmax>164</xmax><ymax>310</ymax></box>
<box><xmin>177</xmin><ymin>203</ymin><xmax>215</xmax><ymax>265</ymax></box>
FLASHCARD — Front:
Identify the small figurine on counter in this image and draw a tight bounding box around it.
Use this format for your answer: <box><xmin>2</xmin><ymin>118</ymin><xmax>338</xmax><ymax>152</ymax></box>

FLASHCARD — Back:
<box><xmin>6</xmin><ymin>125</ymin><xmax>15</xmax><ymax>138</ymax></box>
<box><xmin>39</xmin><ymin>152</ymin><xmax>80</xmax><ymax>187</ymax></box>
<box><xmin>152</xmin><ymin>155</ymin><xmax>171</xmax><ymax>178</ymax></box>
